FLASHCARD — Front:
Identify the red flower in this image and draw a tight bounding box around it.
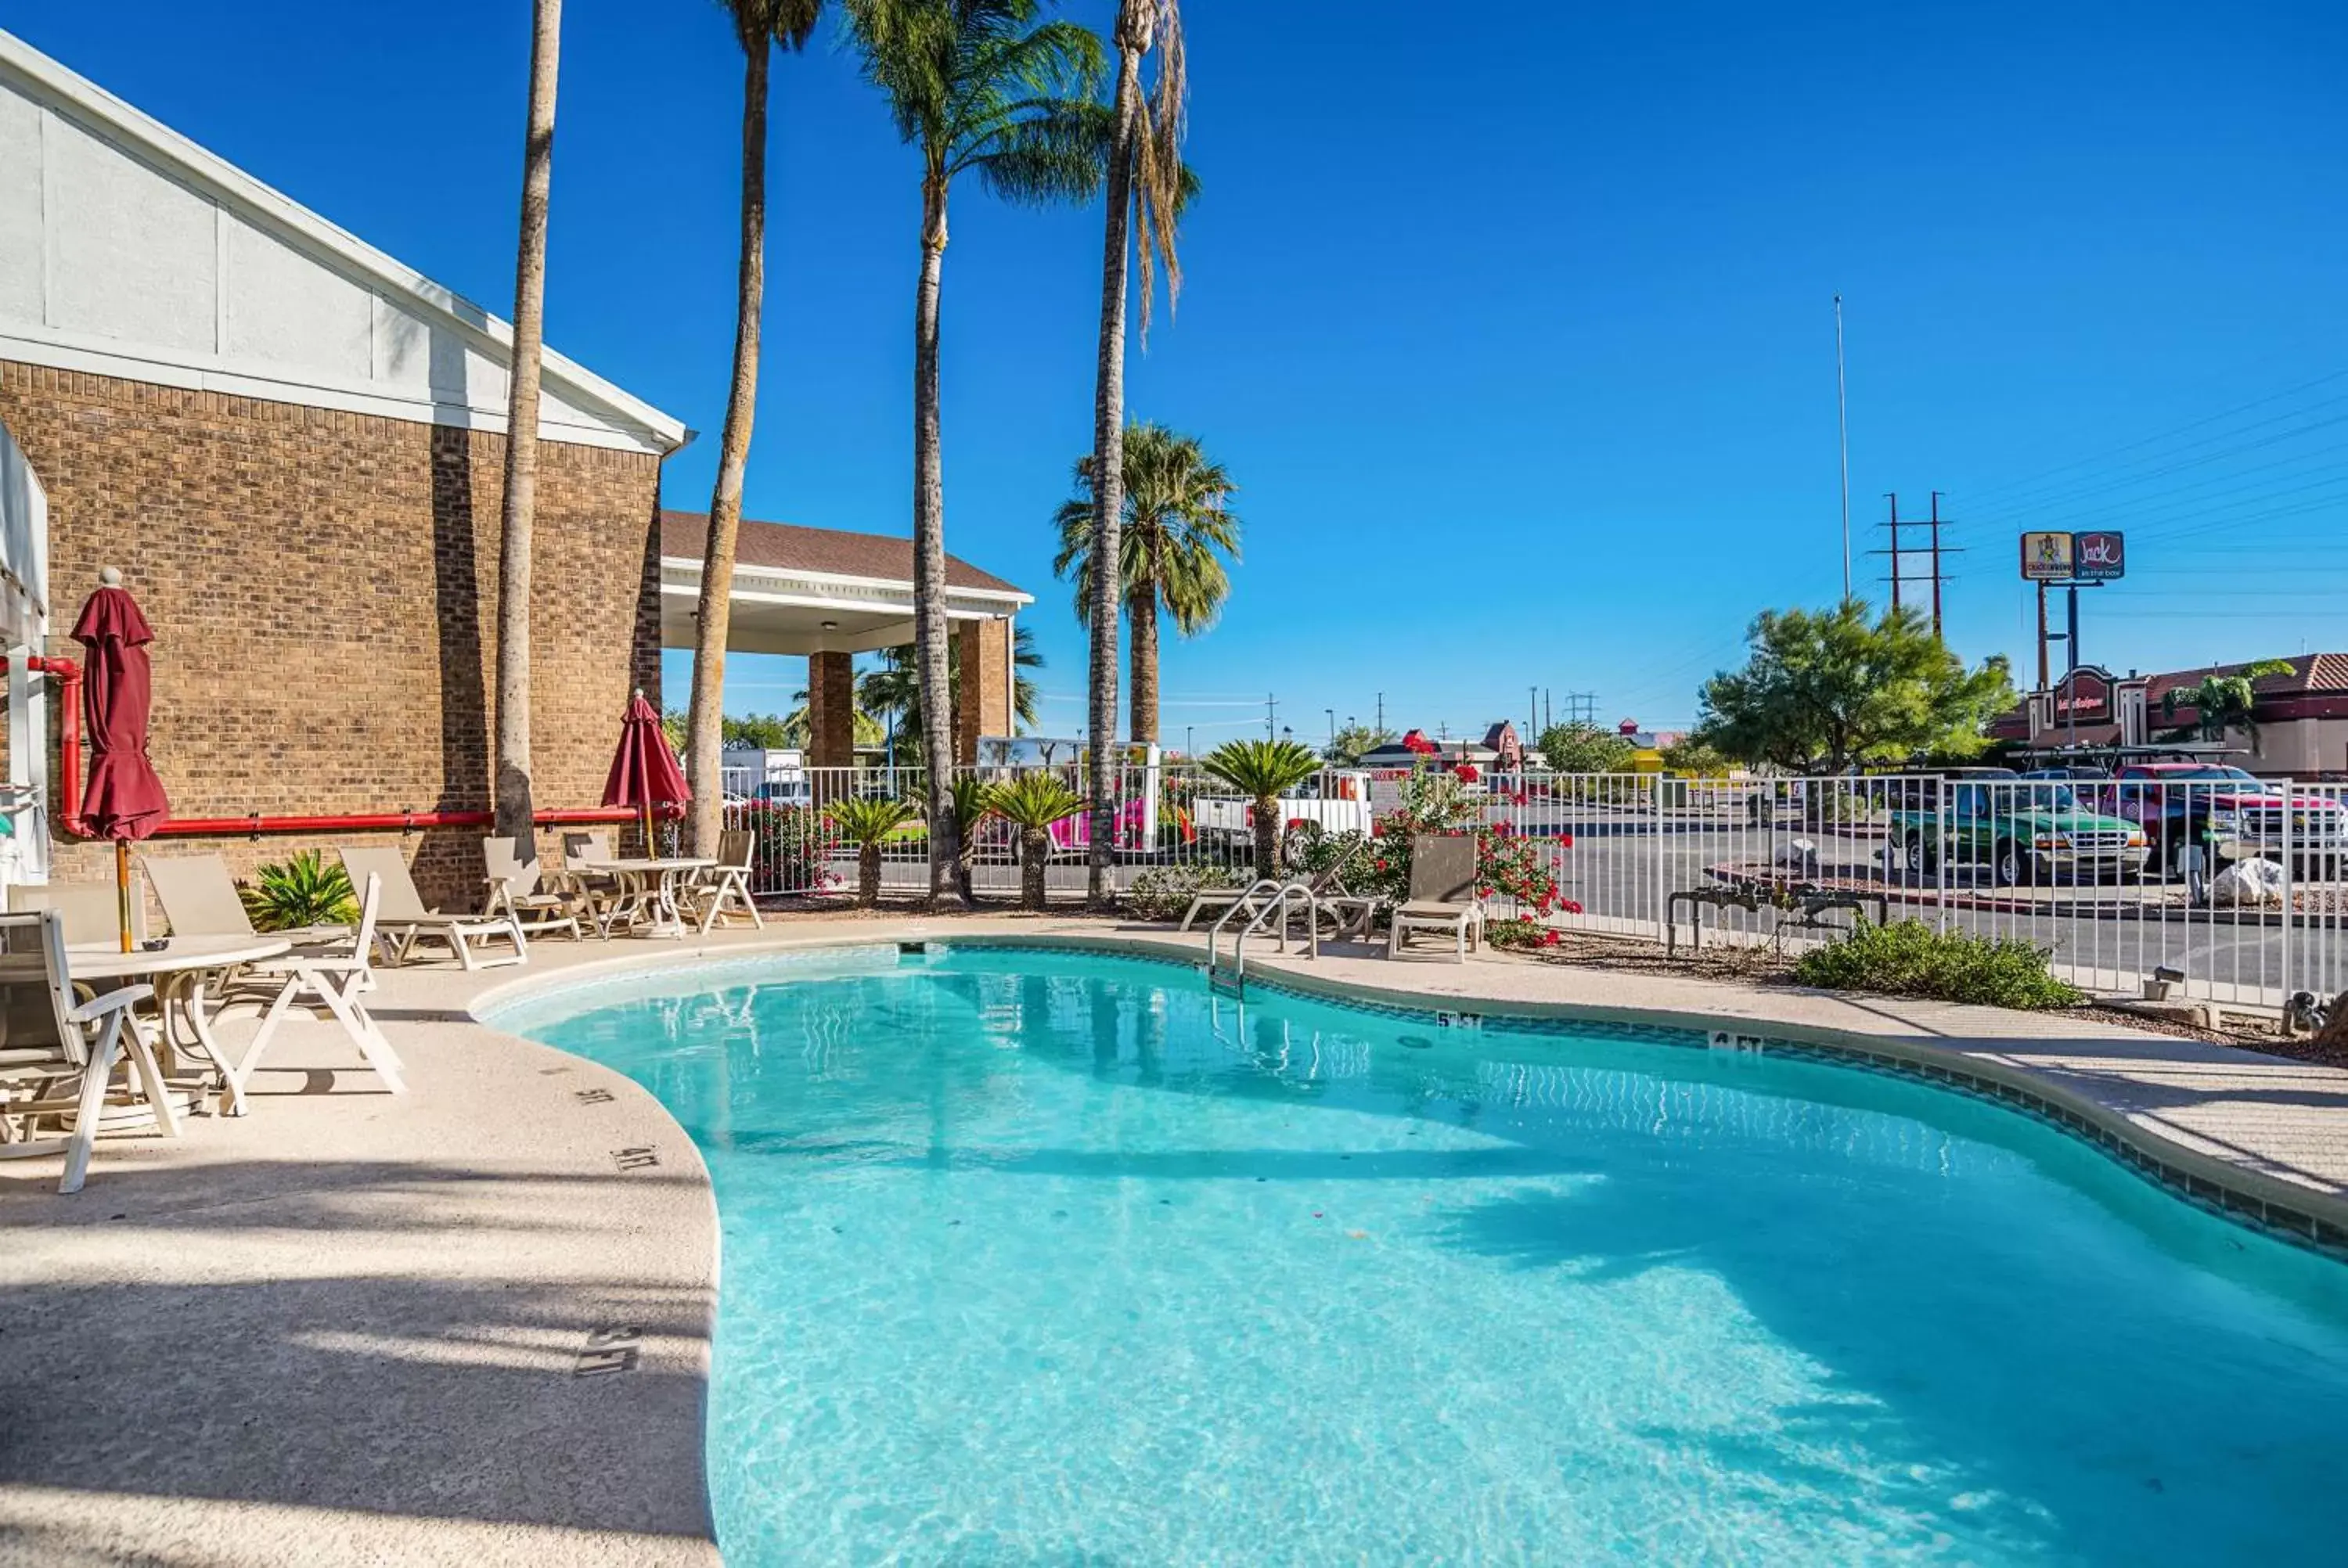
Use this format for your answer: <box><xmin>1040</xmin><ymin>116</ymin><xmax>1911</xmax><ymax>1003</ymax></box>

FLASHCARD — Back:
<box><xmin>1560</xmin><ymin>899</ymin><xmax>1583</xmax><ymax>915</ymax></box>
<box><xmin>1541</xmin><ymin>930</ymin><xmax>1561</xmax><ymax>947</ymax></box>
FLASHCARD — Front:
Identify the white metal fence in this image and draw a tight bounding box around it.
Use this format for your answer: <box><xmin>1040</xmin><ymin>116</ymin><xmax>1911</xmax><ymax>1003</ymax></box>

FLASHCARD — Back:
<box><xmin>720</xmin><ymin>764</ymin><xmax>2348</xmax><ymax>1013</ymax></box>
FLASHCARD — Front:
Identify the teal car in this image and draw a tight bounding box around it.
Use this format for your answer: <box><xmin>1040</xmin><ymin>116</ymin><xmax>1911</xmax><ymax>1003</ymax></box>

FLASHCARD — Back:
<box><xmin>1892</xmin><ymin>780</ymin><xmax>2151</xmax><ymax>886</ymax></box>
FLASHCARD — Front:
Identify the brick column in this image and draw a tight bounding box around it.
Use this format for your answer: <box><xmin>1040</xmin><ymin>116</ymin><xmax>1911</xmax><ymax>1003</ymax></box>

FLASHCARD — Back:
<box><xmin>954</xmin><ymin>617</ymin><xmax>1014</xmax><ymax>765</ymax></box>
<box><xmin>806</xmin><ymin>651</ymin><xmax>856</xmax><ymax>769</ymax></box>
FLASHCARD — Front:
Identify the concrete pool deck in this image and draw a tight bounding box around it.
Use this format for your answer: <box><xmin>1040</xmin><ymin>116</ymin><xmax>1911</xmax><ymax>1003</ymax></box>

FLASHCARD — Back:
<box><xmin>5</xmin><ymin>912</ymin><xmax>2346</xmax><ymax>1566</ymax></box>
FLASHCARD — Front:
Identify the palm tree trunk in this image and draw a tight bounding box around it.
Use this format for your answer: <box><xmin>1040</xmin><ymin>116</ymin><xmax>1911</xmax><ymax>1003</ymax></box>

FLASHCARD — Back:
<box><xmin>493</xmin><ymin>0</ymin><xmax>562</xmax><ymax>849</ymax></box>
<box><xmin>1085</xmin><ymin>32</ymin><xmax>1145</xmax><ymax>908</ymax></box>
<box><xmin>859</xmin><ymin>843</ymin><xmax>882</xmax><ymax>907</ymax></box>
<box><xmin>1253</xmin><ymin>793</ymin><xmax>1280</xmax><ymax>883</ymax></box>
<box><xmin>914</xmin><ymin>180</ymin><xmax>962</xmax><ymax>906</ymax></box>
<box><xmin>1022</xmin><ymin>825</ymin><xmax>1049</xmax><ymax>911</ymax></box>
<box><xmin>686</xmin><ymin>38</ymin><xmax>771</xmax><ymax>855</ymax></box>
<box><xmin>1127</xmin><ymin>578</ymin><xmax>1160</xmax><ymax>746</ymax></box>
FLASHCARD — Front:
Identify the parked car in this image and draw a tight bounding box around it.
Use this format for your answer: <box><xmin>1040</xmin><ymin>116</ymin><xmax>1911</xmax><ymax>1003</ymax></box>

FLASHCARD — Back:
<box><xmin>2109</xmin><ymin>763</ymin><xmax>2346</xmax><ymax>880</ymax></box>
<box><xmin>1889</xmin><ymin>779</ymin><xmax>2149</xmax><ymax>886</ymax></box>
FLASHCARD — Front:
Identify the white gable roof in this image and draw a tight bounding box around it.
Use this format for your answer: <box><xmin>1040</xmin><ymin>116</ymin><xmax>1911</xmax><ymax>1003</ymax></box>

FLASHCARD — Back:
<box><xmin>0</xmin><ymin>27</ymin><xmax>688</xmax><ymax>456</ymax></box>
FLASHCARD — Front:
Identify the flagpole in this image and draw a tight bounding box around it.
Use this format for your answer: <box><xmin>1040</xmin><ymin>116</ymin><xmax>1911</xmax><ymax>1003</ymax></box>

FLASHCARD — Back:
<box><xmin>1835</xmin><ymin>293</ymin><xmax>1852</xmax><ymax>600</ymax></box>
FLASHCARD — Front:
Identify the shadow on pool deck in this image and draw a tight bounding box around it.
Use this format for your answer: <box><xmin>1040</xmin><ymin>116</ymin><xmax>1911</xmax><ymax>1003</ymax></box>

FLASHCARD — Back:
<box><xmin>1</xmin><ymin>1153</ymin><xmax>717</xmax><ymax>1566</ymax></box>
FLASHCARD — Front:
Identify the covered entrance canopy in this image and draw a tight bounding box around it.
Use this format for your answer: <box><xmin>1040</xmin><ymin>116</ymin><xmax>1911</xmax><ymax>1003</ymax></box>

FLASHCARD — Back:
<box><xmin>658</xmin><ymin>511</ymin><xmax>1028</xmax><ymax>656</ymax></box>
<box><xmin>657</xmin><ymin>511</ymin><xmax>1030</xmax><ymax>766</ymax></box>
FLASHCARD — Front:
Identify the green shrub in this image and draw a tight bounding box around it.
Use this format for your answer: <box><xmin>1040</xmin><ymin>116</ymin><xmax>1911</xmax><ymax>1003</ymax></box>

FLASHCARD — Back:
<box><xmin>240</xmin><ymin>849</ymin><xmax>358</xmax><ymax>931</ymax></box>
<box><xmin>1125</xmin><ymin>864</ymin><xmax>1240</xmax><ymax>922</ymax></box>
<box><xmin>1793</xmin><ymin>919</ymin><xmax>2083</xmax><ymax>1010</ymax></box>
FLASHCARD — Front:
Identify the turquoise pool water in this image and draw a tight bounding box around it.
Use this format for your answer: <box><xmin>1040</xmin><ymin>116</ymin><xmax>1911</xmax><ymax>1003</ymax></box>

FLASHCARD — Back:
<box><xmin>499</xmin><ymin>946</ymin><xmax>2348</xmax><ymax>1566</ymax></box>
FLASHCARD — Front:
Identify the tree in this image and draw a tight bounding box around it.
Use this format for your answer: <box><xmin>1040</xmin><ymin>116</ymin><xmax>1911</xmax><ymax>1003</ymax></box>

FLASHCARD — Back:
<box><xmin>1084</xmin><ymin>0</ymin><xmax>1190</xmax><ymax>910</ymax></box>
<box><xmin>1694</xmin><ymin>599</ymin><xmax>2016</xmax><ymax>774</ymax></box>
<box><xmin>989</xmin><ymin>773</ymin><xmax>1087</xmax><ymax>910</ymax></box>
<box><xmin>492</xmin><ymin>0</ymin><xmax>564</xmax><ymax>851</ymax></box>
<box><xmin>1053</xmin><ymin>423</ymin><xmax>1237</xmax><ymax>746</ymax></box>
<box><xmin>1536</xmin><ymin>722</ymin><xmax>1637</xmax><ymax>774</ymax></box>
<box><xmin>1201</xmin><ymin>738</ymin><xmax>1323</xmax><ymax>882</ymax></box>
<box><xmin>687</xmin><ymin>0</ymin><xmax>826</xmax><ymax>854</ymax></box>
<box><xmin>858</xmin><ymin>625</ymin><xmax>1045</xmax><ymax>760</ymax></box>
<box><xmin>847</xmin><ymin>0</ymin><xmax>1107</xmax><ymax>905</ymax></box>
<box><xmin>2162</xmin><ymin>660</ymin><xmax>2294</xmax><ymax>747</ymax></box>
<box><xmin>1659</xmin><ymin>735</ymin><xmax>1734</xmax><ymax>775</ymax></box>
<box><xmin>1324</xmin><ymin>722</ymin><xmax>1395</xmax><ymax>766</ymax></box>
<box><xmin>826</xmin><ymin>794</ymin><xmax>917</xmax><ymax>905</ymax></box>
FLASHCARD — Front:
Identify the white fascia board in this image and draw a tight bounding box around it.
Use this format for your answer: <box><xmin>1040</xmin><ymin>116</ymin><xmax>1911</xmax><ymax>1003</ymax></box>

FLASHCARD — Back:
<box><xmin>659</xmin><ymin>555</ymin><xmax>1032</xmax><ymax>610</ymax></box>
<box><xmin>0</xmin><ymin>27</ymin><xmax>689</xmax><ymax>455</ymax></box>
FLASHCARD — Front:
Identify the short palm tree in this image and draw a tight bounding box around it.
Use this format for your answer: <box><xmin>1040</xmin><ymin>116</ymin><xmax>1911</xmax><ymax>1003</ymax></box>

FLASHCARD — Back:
<box><xmin>988</xmin><ymin>774</ymin><xmax>1087</xmax><ymax>911</ymax></box>
<box><xmin>846</xmin><ymin>0</ymin><xmax>1107</xmax><ymax>904</ymax></box>
<box><xmin>826</xmin><ymin>794</ymin><xmax>918</xmax><ymax>905</ymax></box>
<box><xmin>241</xmin><ymin>850</ymin><xmax>359</xmax><ymax>932</ymax></box>
<box><xmin>1083</xmin><ymin>0</ymin><xmax>1190</xmax><ymax>908</ymax></box>
<box><xmin>946</xmin><ymin>771</ymin><xmax>994</xmax><ymax>900</ymax></box>
<box><xmin>686</xmin><ymin>0</ymin><xmax>826</xmax><ymax>855</ymax></box>
<box><xmin>1201</xmin><ymin>739</ymin><xmax>1323</xmax><ymax>882</ymax></box>
<box><xmin>1054</xmin><ymin>422</ymin><xmax>1237</xmax><ymax>746</ymax></box>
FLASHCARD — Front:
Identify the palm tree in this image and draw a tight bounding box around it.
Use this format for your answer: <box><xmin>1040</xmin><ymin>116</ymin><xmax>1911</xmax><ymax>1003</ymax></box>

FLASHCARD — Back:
<box><xmin>845</xmin><ymin>0</ymin><xmax>1107</xmax><ymax>905</ymax></box>
<box><xmin>1054</xmin><ymin>422</ymin><xmax>1237</xmax><ymax>746</ymax></box>
<box><xmin>826</xmin><ymin>793</ymin><xmax>917</xmax><ymax>905</ymax></box>
<box><xmin>858</xmin><ymin>624</ymin><xmax>1046</xmax><ymax>761</ymax></box>
<box><xmin>989</xmin><ymin>773</ymin><xmax>1087</xmax><ymax>910</ymax></box>
<box><xmin>1084</xmin><ymin>0</ymin><xmax>1190</xmax><ymax>908</ymax></box>
<box><xmin>2162</xmin><ymin>660</ymin><xmax>2295</xmax><ymax>747</ymax></box>
<box><xmin>1201</xmin><ymin>738</ymin><xmax>1323</xmax><ymax>883</ymax></box>
<box><xmin>492</xmin><ymin>0</ymin><xmax>564</xmax><ymax>850</ymax></box>
<box><xmin>686</xmin><ymin>0</ymin><xmax>826</xmax><ymax>856</ymax></box>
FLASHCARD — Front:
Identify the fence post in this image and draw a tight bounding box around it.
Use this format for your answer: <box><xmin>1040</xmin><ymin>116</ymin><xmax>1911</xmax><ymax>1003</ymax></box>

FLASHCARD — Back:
<box><xmin>2281</xmin><ymin>777</ymin><xmax>2296</xmax><ymax>1006</ymax></box>
<box><xmin>1652</xmin><ymin>772</ymin><xmax>1667</xmax><ymax>946</ymax></box>
<box><xmin>1935</xmin><ymin>775</ymin><xmax>1950</xmax><ymax>934</ymax></box>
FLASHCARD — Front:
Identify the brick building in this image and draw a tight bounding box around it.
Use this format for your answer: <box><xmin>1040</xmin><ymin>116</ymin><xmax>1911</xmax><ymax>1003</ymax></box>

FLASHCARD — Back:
<box><xmin>0</xmin><ymin>30</ymin><xmax>1023</xmax><ymax>904</ymax></box>
<box><xmin>1990</xmin><ymin>655</ymin><xmax>2348</xmax><ymax>777</ymax></box>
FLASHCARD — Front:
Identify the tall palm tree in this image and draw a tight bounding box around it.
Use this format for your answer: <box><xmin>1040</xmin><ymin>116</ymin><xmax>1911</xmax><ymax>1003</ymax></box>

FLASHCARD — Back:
<box><xmin>1084</xmin><ymin>0</ymin><xmax>1189</xmax><ymax>906</ymax></box>
<box><xmin>492</xmin><ymin>0</ymin><xmax>564</xmax><ymax>849</ymax></box>
<box><xmin>686</xmin><ymin>0</ymin><xmax>826</xmax><ymax>855</ymax></box>
<box><xmin>846</xmin><ymin>0</ymin><xmax>1107</xmax><ymax>904</ymax></box>
<box><xmin>1054</xmin><ymin>422</ymin><xmax>1237</xmax><ymax>746</ymax></box>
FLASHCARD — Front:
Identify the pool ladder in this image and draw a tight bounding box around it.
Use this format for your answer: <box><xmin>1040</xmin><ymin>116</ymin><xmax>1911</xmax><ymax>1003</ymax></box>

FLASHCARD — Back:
<box><xmin>1205</xmin><ymin>879</ymin><xmax>1319</xmax><ymax>994</ymax></box>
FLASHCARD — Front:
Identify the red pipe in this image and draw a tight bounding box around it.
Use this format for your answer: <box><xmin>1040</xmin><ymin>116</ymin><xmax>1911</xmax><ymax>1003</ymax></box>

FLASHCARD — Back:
<box><xmin>27</xmin><ymin>656</ymin><xmax>685</xmax><ymax>840</ymax></box>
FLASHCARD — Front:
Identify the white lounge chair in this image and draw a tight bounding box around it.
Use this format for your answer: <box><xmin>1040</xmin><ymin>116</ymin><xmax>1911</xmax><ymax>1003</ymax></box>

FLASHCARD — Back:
<box><xmin>0</xmin><ymin>909</ymin><xmax>167</xmax><ymax>1194</ymax></box>
<box><xmin>230</xmin><ymin>873</ymin><xmax>404</xmax><ymax>1102</ymax></box>
<box><xmin>337</xmin><ymin>847</ymin><xmax>526</xmax><ymax>970</ymax></box>
<box><xmin>482</xmin><ymin>836</ymin><xmax>587</xmax><ymax>944</ymax></box>
<box><xmin>1388</xmin><ymin>834</ymin><xmax>1485</xmax><ymax>962</ymax></box>
<box><xmin>6</xmin><ymin>880</ymin><xmax>146</xmax><ymax>948</ymax></box>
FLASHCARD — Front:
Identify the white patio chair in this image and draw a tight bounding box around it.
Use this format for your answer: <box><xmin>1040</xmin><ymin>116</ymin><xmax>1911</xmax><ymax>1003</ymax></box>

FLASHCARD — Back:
<box><xmin>229</xmin><ymin>873</ymin><xmax>404</xmax><ymax>1102</ymax></box>
<box><xmin>686</xmin><ymin>829</ymin><xmax>762</xmax><ymax>933</ymax></box>
<box><xmin>0</xmin><ymin>909</ymin><xmax>167</xmax><ymax>1194</ymax></box>
<box><xmin>337</xmin><ymin>847</ymin><xmax>526</xmax><ymax>970</ymax></box>
<box><xmin>481</xmin><ymin>836</ymin><xmax>587</xmax><ymax>944</ymax></box>
<box><xmin>561</xmin><ymin>831</ymin><xmax>635</xmax><ymax>935</ymax></box>
<box><xmin>6</xmin><ymin>881</ymin><xmax>146</xmax><ymax>948</ymax></box>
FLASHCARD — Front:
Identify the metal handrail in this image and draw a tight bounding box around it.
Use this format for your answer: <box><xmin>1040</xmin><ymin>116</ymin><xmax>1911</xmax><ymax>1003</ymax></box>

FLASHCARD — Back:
<box><xmin>1206</xmin><ymin>877</ymin><xmax>1319</xmax><ymax>990</ymax></box>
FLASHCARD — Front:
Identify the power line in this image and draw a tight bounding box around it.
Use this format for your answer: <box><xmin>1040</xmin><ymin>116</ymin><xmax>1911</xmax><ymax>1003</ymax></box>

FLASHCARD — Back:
<box><xmin>1959</xmin><ymin>365</ymin><xmax>2348</xmax><ymax>507</ymax></box>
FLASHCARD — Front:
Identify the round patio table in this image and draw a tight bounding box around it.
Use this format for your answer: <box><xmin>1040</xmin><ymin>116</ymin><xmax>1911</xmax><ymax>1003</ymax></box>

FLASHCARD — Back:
<box><xmin>69</xmin><ymin>935</ymin><xmax>294</xmax><ymax>1119</ymax></box>
<box><xmin>582</xmin><ymin>858</ymin><xmax>716</xmax><ymax>938</ymax></box>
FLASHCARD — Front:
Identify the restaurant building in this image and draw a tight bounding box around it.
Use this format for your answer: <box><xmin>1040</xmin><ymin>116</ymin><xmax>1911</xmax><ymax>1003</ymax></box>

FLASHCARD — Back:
<box><xmin>1990</xmin><ymin>655</ymin><xmax>2348</xmax><ymax>778</ymax></box>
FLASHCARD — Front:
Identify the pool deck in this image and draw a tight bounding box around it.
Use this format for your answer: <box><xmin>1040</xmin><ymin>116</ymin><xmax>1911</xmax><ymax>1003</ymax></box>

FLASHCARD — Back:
<box><xmin>5</xmin><ymin>912</ymin><xmax>2346</xmax><ymax>1566</ymax></box>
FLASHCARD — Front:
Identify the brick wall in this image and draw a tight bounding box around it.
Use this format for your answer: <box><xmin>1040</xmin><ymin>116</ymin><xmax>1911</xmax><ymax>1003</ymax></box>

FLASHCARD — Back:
<box><xmin>0</xmin><ymin>361</ymin><xmax>664</xmax><ymax>908</ymax></box>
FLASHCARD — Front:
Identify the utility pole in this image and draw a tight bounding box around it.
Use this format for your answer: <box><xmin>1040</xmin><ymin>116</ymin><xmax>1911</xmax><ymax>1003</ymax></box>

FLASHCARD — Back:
<box><xmin>1543</xmin><ymin>689</ymin><xmax>1552</xmax><ymax>734</ymax></box>
<box><xmin>1875</xmin><ymin>492</ymin><xmax>1957</xmax><ymax>633</ymax></box>
<box><xmin>1264</xmin><ymin>692</ymin><xmax>1277</xmax><ymax>741</ymax></box>
<box><xmin>2036</xmin><ymin>582</ymin><xmax>2050</xmax><ymax>692</ymax></box>
<box><xmin>1374</xmin><ymin>692</ymin><xmax>1385</xmax><ymax>735</ymax></box>
<box><xmin>1886</xmin><ymin>491</ymin><xmax>1902</xmax><ymax>613</ymax></box>
<box><xmin>1325</xmin><ymin>707</ymin><xmax>1335</xmax><ymax>750</ymax></box>
<box><xmin>1529</xmin><ymin>685</ymin><xmax>1538</xmax><ymax>743</ymax></box>
<box><xmin>1835</xmin><ymin>294</ymin><xmax>1851</xmax><ymax>600</ymax></box>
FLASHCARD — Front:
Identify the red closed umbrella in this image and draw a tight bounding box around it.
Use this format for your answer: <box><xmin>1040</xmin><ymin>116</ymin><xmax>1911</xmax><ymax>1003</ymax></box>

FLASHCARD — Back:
<box><xmin>71</xmin><ymin>568</ymin><xmax>171</xmax><ymax>951</ymax></box>
<box><xmin>603</xmin><ymin>689</ymin><xmax>690</xmax><ymax>855</ymax></box>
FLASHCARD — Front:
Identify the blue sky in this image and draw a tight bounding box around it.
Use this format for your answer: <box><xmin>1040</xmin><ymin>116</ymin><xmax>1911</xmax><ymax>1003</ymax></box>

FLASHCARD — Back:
<box><xmin>18</xmin><ymin>2</ymin><xmax>2348</xmax><ymax>743</ymax></box>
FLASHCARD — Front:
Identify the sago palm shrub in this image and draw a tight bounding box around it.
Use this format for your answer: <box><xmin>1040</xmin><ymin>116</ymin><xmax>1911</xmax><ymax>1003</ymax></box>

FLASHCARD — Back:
<box><xmin>826</xmin><ymin>795</ymin><xmax>919</xmax><ymax>906</ymax></box>
<box><xmin>240</xmin><ymin>850</ymin><xmax>359</xmax><ymax>932</ymax></box>
<box><xmin>987</xmin><ymin>774</ymin><xmax>1087</xmax><ymax>912</ymax></box>
<box><xmin>1201</xmin><ymin>739</ymin><xmax>1323</xmax><ymax>883</ymax></box>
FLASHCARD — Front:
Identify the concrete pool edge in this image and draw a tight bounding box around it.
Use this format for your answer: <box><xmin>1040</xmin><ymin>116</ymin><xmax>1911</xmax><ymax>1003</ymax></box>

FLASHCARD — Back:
<box><xmin>475</xmin><ymin>920</ymin><xmax>2348</xmax><ymax>1264</ymax></box>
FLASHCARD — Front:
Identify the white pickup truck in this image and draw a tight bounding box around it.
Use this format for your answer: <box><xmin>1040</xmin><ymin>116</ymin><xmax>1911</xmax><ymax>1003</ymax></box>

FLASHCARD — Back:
<box><xmin>1192</xmin><ymin>772</ymin><xmax>1375</xmax><ymax>847</ymax></box>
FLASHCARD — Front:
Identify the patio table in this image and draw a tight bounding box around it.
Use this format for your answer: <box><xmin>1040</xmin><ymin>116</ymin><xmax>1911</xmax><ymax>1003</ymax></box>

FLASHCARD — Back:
<box><xmin>67</xmin><ymin>934</ymin><xmax>294</xmax><ymax>1123</ymax></box>
<box><xmin>582</xmin><ymin>858</ymin><xmax>716</xmax><ymax>938</ymax></box>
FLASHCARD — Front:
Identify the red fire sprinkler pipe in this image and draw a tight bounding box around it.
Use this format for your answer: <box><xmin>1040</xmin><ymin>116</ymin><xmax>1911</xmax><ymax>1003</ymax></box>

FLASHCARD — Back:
<box><xmin>27</xmin><ymin>656</ymin><xmax>680</xmax><ymax>840</ymax></box>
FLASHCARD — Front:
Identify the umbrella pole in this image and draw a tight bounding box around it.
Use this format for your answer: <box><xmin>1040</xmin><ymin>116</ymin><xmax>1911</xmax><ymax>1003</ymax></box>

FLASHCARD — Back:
<box><xmin>115</xmin><ymin>840</ymin><xmax>133</xmax><ymax>953</ymax></box>
<box><xmin>643</xmin><ymin>801</ymin><xmax>655</xmax><ymax>858</ymax></box>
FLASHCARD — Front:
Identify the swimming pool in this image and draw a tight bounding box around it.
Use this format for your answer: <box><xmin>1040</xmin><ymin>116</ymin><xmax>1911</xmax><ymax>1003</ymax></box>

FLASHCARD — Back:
<box><xmin>495</xmin><ymin>944</ymin><xmax>2348</xmax><ymax>1565</ymax></box>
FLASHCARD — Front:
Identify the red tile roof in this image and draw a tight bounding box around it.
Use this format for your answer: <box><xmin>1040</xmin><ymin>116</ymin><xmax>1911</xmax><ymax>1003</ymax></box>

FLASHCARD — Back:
<box><xmin>659</xmin><ymin>510</ymin><xmax>1027</xmax><ymax>598</ymax></box>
